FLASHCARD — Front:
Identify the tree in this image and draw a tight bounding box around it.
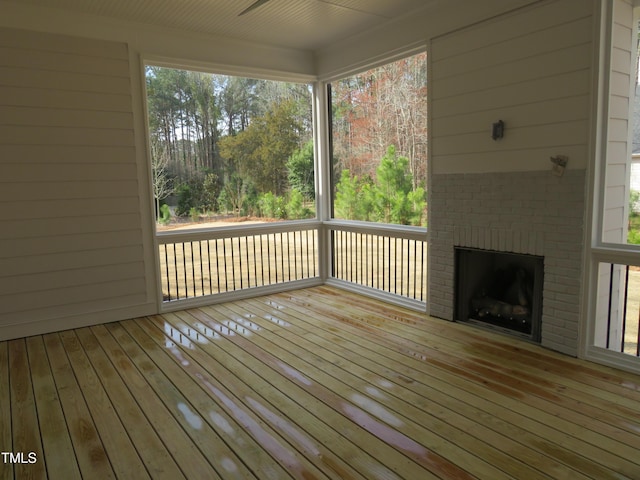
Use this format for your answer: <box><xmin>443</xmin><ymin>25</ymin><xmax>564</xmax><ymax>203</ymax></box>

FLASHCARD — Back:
<box><xmin>286</xmin><ymin>140</ymin><xmax>315</xmax><ymax>200</ymax></box>
<box><xmin>146</xmin><ymin>68</ymin><xmax>314</xmax><ymax>221</ymax></box>
<box><xmin>331</xmin><ymin>52</ymin><xmax>427</xmax><ymax>192</ymax></box>
<box><xmin>334</xmin><ymin>170</ymin><xmax>373</xmax><ymax>221</ymax></box>
<box><xmin>374</xmin><ymin>145</ymin><xmax>414</xmax><ymax>223</ymax></box>
<box><xmin>334</xmin><ymin>146</ymin><xmax>426</xmax><ymax>226</ymax></box>
<box><xmin>150</xmin><ymin>139</ymin><xmax>173</xmax><ymax>222</ymax></box>
<box><xmin>219</xmin><ymin>98</ymin><xmax>303</xmax><ymax>197</ymax></box>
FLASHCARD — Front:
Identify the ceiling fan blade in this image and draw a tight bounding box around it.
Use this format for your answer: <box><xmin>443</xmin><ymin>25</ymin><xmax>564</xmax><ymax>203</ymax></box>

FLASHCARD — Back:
<box><xmin>239</xmin><ymin>0</ymin><xmax>272</xmax><ymax>16</ymax></box>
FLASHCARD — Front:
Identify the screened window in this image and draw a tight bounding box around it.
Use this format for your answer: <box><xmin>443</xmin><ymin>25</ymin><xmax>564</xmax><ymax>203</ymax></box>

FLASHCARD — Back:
<box><xmin>145</xmin><ymin>66</ymin><xmax>314</xmax><ymax>230</ymax></box>
<box><xmin>329</xmin><ymin>52</ymin><xmax>428</xmax><ymax>226</ymax></box>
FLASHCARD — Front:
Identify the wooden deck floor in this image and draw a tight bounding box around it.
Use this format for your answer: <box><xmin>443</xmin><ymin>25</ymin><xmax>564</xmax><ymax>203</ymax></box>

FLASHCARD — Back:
<box><xmin>2</xmin><ymin>286</ymin><xmax>640</xmax><ymax>479</ymax></box>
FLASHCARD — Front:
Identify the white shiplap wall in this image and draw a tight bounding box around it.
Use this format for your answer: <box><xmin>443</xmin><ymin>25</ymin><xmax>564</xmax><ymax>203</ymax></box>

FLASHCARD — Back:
<box><xmin>430</xmin><ymin>0</ymin><xmax>593</xmax><ymax>175</ymax></box>
<box><xmin>0</xmin><ymin>27</ymin><xmax>154</xmax><ymax>339</ymax></box>
<box><xmin>603</xmin><ymin>0</ymin><xmax>635</xmax><ymax>243</ymax></box>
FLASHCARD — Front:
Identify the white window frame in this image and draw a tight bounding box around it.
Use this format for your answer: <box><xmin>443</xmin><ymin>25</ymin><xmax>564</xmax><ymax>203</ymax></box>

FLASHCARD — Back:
<box><xmin>583</xmin><ymin>0</ymin><xmax>640</xmax><ymax>374</ymax></box>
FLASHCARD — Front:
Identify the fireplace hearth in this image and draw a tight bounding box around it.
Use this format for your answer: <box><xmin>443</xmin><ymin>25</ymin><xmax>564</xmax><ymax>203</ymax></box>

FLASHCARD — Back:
<box><xmin>455</xmin><ymin>247</ymin><xmax>543</xmax><ymax>342</ymax></box>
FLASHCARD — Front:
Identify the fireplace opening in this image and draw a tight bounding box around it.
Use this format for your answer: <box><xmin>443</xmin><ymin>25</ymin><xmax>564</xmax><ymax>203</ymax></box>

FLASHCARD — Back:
<box><xmin>455</xmin><ymin>247</ymin><xmax>543</xmax><ymax>342</ymax></box>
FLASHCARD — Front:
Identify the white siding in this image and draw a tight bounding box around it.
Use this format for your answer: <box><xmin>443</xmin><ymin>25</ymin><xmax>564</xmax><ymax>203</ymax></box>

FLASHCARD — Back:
<box><xmin>430</xmin><ymin>0</ymin><xmax>594</xmax><ymax>174</ymax></box>
<box><xmin>0</xmin><ymin>27</ymin><xmax>154</xmax><ymax>339</ymax></box>
<box><xmin>603</xmin><ymin>0</ymin><xmax>636</xmax><ymax>243</ymax></box>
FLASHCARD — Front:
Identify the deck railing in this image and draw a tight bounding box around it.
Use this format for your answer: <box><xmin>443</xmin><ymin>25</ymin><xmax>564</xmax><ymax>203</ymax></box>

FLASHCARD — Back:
<box><xmin>328</xmin><ymin>221</ymin><xmax>427</xmax><ymax>304</ymax></box>
<box><xmin>157</xmin><ymin>220</ymin><xmax>428</xmax><ymax>309</ymax></box>
<box><xmin>596</xmin><ymin>261</ymin><xmax>640</xmax><ymax>357</ymax></box>
<box><xmin>158</xmin><ymin>222</ymin><xmax>320</xmax><ymax>303</ymax></box>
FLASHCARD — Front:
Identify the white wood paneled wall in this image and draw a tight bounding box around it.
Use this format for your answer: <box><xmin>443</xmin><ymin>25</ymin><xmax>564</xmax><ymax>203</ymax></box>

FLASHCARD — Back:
<box><xmin>0</xmin><ymin>27</ymin><xmax>154</xmax><ymax>339</ymax></box>
<box><xmin>430</xmin><ymin>0</ymin><xmax>594</xmax><ymax>175</ymax></box>
<box><xmin>603</xmin><ymin>0</ymin><xmax>635</xmax><ymax>243</ymax></box>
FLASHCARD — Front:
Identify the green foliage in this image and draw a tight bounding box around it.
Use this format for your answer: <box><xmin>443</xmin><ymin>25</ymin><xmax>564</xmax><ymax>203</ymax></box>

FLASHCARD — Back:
<box><xmin>628</xmin><ymin>190</ymin><xmax>640</xmax><ymax>244</ymax></box>
<box><xmin>219</xmin><ymin>99</ymin><xmax>303</xmax><ymax>197</ymax></box>
<box><xmin>286</xmin><ymin>189</ymin><xmax>313</xmax><ymax>219</ymax></box>
<box><xmin>201</xmin><ymin>172</ymin><xmax>220</xmax><ymax>212</ymax></box>
<box><xmin>334</xmin><ymin>145</ymin><xmax>426</xmax><ymax>226</ymax></box>
<box><xmin>334</xmin><ymin>170</ymin><xmax>369</xmax><ymax>221</ymax></box>
<box><xmin>217</xmin><ymin>188</ymin><xmax>232</xmax><ymax>214</ymax></box>
<box><xmin>258</xmin><ymin>192</ymin><xmax>287</xmax><ymax>219</ymax></box>
<box><xmin>218</xmin><ymin>173</ymin><xmax>255</xmax><ymax>217</ymax></box>
<box><xmin>256</xmin><ymin>190</ymin><xmax>313</xmax><ymax>220</ymax></box>
<box><xmin>189</xmin><ymin>207</ymin><xmax>199</xmax><ymax>222</ymax></box>
<box><xmin>176</xmin><ymin>183</ymin><xmax>195</xmax><ymax>217</ymax></box>
<box><xmin>159</xmin><ymin>204</ymin><xmax>171</xmax><ymax>225</ymax></box>
<box><xmin>628</xmin><ymin>228</ymin><xmax>640</xmax><ymax>244</ymax></box>
<box><xmin>374</xmin><ymin>145</ymin><xmax>413</xmax><ymax>223</ymax></box>
<box><xmin>287</xmin><ymin>141</ymin><xmax>315</xmax><ymax>200</ymax></box>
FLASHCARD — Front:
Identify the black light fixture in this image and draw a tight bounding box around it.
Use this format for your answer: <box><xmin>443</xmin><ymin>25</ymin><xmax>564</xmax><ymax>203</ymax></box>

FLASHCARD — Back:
<box><xmin>491</xmin><ymin>120</ymin><xmax>504</xmax><ymax>140</ymax></box>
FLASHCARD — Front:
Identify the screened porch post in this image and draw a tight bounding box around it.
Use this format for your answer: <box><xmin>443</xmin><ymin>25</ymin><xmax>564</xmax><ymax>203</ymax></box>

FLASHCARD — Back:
<box><xmin>313</xmin><ymin>80</ymin><xmax>332</xmax><ymax>283</ymax></box>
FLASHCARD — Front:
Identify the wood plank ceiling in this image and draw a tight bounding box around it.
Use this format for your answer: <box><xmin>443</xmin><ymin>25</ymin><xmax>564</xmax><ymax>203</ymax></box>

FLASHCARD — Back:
<box><xmin>0</xmin><ymin>0</ymin><xmax>437</xmax><ymax>51</ymax></box>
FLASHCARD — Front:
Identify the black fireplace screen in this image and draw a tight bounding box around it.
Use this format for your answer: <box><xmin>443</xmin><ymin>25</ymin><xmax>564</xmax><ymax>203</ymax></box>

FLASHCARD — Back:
<box><xmin>455</xmin><ymin>247</ymin><xmax>543</xmax><ymax>342</ymax></box>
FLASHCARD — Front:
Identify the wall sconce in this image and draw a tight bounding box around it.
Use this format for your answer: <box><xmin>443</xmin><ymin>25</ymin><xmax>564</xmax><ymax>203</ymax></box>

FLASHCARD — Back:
<box><xmin>491</xmin><ymin>120</ymin><xmax>504</xmax><ymax>140</ymax></box>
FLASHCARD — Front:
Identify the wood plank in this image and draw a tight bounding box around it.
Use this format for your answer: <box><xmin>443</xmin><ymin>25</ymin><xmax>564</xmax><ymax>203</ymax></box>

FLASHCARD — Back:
<box><xmin>119</xmin><ymin>318</ymin><xmax>304</xmax><ymax>480</ymax></box>
<box><xmin>0</xmin><ymin>180</ymin><xmax>139</xmax><ymax>203</ymax></box>
<box><xmin>0</xmin><ymin>214</ymin><xmax>142</xmax><ymax>241</ymax></box>
<box><xmin>0</xmin><ymin>27</ymin><xmax>129</xmax><ymax>60</ymax></box>
<box><xmin>0</xmin><ymin>106</ymin><xmax>133</xmax><ymax>131</ymax></box>
<box><xmin>167</xmin><ymin>307</ymin><xmax>468</xmax><ymax>480</ymax></box>
<box><xmin>57</xmin><ymin>330</ymin><xmax>150</xmax><ymax>479</ymax></box>
<box><xmin>8</xmin><ymin>339</ymin><xmax>47</xmax><ymax>479</ymax></box>
<box><xmin>240</xmin><ymin>295</ymin><xmax>622</xmax><ymax>479</ymax></box>
<box><xmin>244</xmin><ymin>294</ymin><xmax>635</xmax><ymax>478</ymax></box>
<box><xmin>74</xmin><ymin>327</ymin><xmax>186</xmax><ymax>480</ymax></box>
<box><xmin>42</xmin><ymin>333</ymin><xmax>115</xmax><ymax>479</ymax></box>
<box><xmin>0</xmin><ymin>47</ymin><xmax>130</xmax><ymax>77</ymax></box>
<box><xmin>0</xmin><ymin>341</ymin><xmax>13</xmax><ymax>480</ymax></box>
<box><xmin>314</xmin><ymin>289</ymin><xmax>640</xmax><ymax>427</ymax></box>
<box><xmin>432</xmin><ymin>16</ymin><xmax>593</xmax><ymax>80</ymax></box>
<box><xmin>432</xmin><ymin>70</ymin><xmax>590</xmax><ymax>119</ymax></box>
<box><xmin>25</xmin><ymin>336</ymin><xmax>81</xmax><ymax>480</ymax></box>
<box><xmin>104</xmin><ymin>321</ymin><xmax>259</xmax><ymax>480</ymax></box>
<box><xmin>0</xmin><ymin>68</ymin><xmax>132</xmax><ymax>95</ymax></box>
<box><xmin>300</xmin><ymin>286</ymin><xmax>635</xmax><ymax>421</ymax></box>
<box><xmin>315</xmin><ymin>288</ymin><xmax>640</xmax><ymax>408</ymax></box>
<box><xmin>433</xmin><ymin>120</ymin><xmax>588</xmax><ymax>157</ymax></box>
<box><xmin>0</xmin><ymin>264</ymin><xmax>145</xmax><ymax>297</ymax></box>
<box><xmin>0</xmin><ymin>246</ymin><xmax>144</xmax><ymax>278</ymax></box>
<box><xmin>432</xmin><ymin>94</ymin><xmax>589</xmax><ymax>138</ymax></box>
<box><xmin>0</xmin><ymin>126</ymin><xmax>135</xmax><ymax>148</ymax></box>
<box><xmin>431</xmin><ymin>0</ymin><xmax>591</xmax><ymax>61</ymax></box>
<box><xmin>0</xmin><ymin>86</ymin><xmax>132</xmax><ymax>112</ymax></box>
<box><xmin>0</xmin><ymin>145</ymin><xmax>136</xmax><ymax>165</ymax></box>
<box><xmin>269</xmin><ymin>288</ymin><xmax>640</xmax><ymax>479</ymax></box>
<box><xmin>0</xmin><ymin>162</ymin><xmax>138</xmax><ymax>183</ymax></box>
<box><xmin>212</xmin><ymin>300</ymin><xmax>589</xmax><ymax>480</ymax></box>
<box><xmin>0</xmin><ymin>197</ymin><xmax>141</xmax><ymax>222</ymax></box>
<box><xmin>156</xmin><ymin>310</ymin><xmax>407</xmax><ymax>480</ymax></box>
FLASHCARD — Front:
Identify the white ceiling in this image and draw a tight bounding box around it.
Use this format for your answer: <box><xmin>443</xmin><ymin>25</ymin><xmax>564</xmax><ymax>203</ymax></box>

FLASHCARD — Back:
<box><xmin>1</xmin><ymin>0</ymin><xmax>435</xmax><ymax>52</ymax></box>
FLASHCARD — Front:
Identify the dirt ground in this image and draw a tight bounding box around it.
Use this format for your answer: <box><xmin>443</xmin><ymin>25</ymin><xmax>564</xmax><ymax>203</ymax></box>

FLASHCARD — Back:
<box><xmin>156</xmin><ymin>215</ymin><xmax>269</xmax><ymax>232</ymax></box>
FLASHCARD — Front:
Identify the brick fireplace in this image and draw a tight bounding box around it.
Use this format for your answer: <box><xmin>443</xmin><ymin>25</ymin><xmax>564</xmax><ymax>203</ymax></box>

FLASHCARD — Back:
<box><xmin>428</xmin><ymin>170</ymin><xmax>586</xmax><ymax>356</ymax></box>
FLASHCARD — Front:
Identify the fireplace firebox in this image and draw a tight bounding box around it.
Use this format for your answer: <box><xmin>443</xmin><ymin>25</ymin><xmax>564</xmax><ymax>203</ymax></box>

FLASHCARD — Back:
<box><xmin>455</xmin><ymin>247</ymin><xmax>543</xmax><ymax>342</ymax></box>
